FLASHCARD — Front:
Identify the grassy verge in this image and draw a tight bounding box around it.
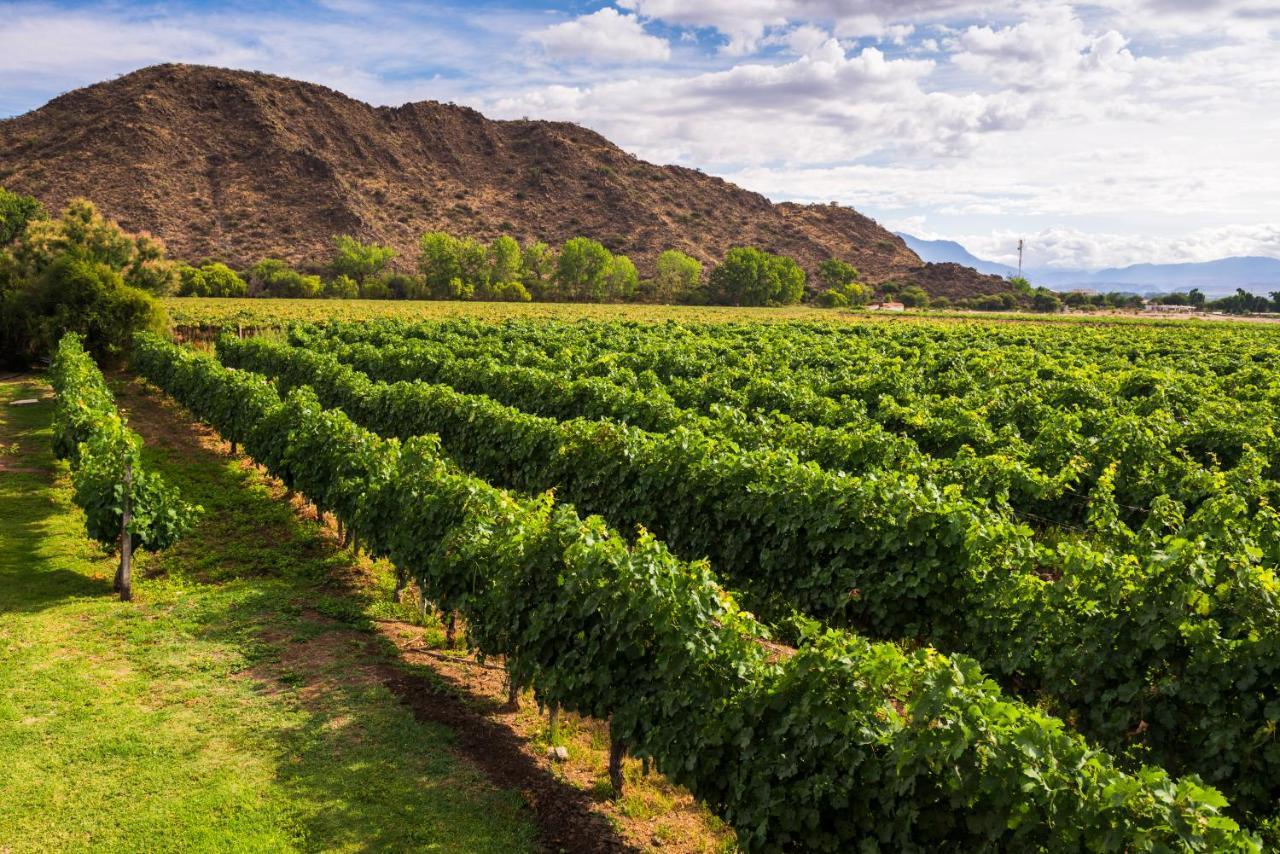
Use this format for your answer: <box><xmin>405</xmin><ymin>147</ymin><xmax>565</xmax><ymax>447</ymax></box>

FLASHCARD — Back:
<box><xmin>0</xmin><ymin>375</ymin><xmax>538</xmax><ymax>853</ymax></box>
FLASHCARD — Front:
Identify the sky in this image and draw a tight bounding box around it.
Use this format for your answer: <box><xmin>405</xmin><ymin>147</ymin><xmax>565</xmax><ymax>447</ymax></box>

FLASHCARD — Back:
<box><xmin>1</xmin><ymin>0</ymin><xmax>1278</xmax><ymax>271</ymax></box>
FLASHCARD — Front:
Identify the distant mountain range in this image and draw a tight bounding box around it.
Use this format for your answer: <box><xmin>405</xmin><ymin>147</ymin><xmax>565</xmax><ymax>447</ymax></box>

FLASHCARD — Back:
<box><xmin>895</xmin><ymin>233</ymin><xmax>1018</xmax><ymax>278</ymax></box>
<box><xmin>899</xmin><ymin>233</ymin><xmax>1280</xmax><ymax>296</ymax></box>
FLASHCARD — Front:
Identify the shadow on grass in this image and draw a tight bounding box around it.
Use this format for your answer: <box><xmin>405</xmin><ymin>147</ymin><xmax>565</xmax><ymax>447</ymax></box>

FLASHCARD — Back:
<box><xmin>117</xmin><ymin>376</ymin><xmax>635</xmax><ymax>853</ymax></box>
<box><xmin>0</xmin><ymin>380</ymin><xmax>114</xmax><ymax>615</ymax></box>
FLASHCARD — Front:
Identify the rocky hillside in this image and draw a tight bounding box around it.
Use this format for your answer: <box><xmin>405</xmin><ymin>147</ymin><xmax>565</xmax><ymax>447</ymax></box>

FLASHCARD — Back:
<box><xmin>0</xmin><ymin>64</ymin><xmax>1008</xmax><ymax>298</ymax></box>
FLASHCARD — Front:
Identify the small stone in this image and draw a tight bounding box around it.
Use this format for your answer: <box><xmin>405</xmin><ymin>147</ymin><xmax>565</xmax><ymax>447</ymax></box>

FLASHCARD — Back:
<box><xmin>10</xmin><ymin>399</ymin><xmax>38</xmax><ymax>406</ymax></box>
<box><xmin>547</xmin><ymin>745</ymin><xmax>569</xmax><ymax>762</ymax></box>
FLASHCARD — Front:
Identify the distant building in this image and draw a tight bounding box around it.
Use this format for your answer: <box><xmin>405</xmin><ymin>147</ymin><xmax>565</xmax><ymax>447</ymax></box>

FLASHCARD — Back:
<box><xmin>868</xmin><ymin>302</ymin><xmax>906</xmax><ymax>311</ymax></box>
<box><xmin>1143</xmin><ymin>302</ymin><xmax>1188</xmax><ymax>312</ymax></box>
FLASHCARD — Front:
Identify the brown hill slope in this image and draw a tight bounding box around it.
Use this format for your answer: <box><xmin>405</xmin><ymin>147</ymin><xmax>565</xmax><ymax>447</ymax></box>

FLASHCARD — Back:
<box><xmin>0</xmin><ymin>64</ymin><xmax>1008</xmax><ymax>298</ymax></box>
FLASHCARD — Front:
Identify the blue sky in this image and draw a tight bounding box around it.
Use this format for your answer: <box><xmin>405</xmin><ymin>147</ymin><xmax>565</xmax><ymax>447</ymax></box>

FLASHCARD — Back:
<box><xmin>2</xmin><ymin>0</ymin><xmax>1278</xmax><ymax>269</ymax></box>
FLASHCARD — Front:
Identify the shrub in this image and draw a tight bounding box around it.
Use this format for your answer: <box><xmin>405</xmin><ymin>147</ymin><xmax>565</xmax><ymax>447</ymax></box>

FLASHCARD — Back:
<box><xmin>708</xmin><ymin>247</ymin><xmax>805</xmax><ymax>306</ymax></box>
<box><xmin>177</xmin><ymin>262</ymin><xmax>247</xmax><ymax>297</ymax></box>
<box><xmin>330</xmin><ymin>234</ymin><xmax>395</xmax><ymax>283</ymax></box>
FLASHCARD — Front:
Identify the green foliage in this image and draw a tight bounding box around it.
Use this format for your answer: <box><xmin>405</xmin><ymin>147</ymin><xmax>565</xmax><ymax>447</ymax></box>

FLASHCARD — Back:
<box><xmin>1008</xmin><ymin>275</ymin><xmax>1033</xmax><ymax>294</ymax></box>
<box><xmin>519</xmin><ymin>241</ymin><xmax>556</xmax><ymax>299</ymax></box>
<box><xmin>50</xmin><ymin>334</ymin><xmax>198</xmax><ymax>551</ymax></box>
<box><xmin>358</xmin><ymin>278</ymin><xmax>392</xmax><ymax>299</ymax></box>
<box><xmin>897</xmin><ymin>284</ymin><xmax>929</xmax><ymax>308</ymax></box>
<box><xmin>137</xmin><ymin>331</ymin><xmax>1260</xmax><ymax>852</ymax></box>
<box><xmin>816</xmin><ymin>280</ymin><xmax>870</xmax><ymax>308</ymax></box>
<box><xmin>602</xmin><ymin>254</ymin><xmax>639</xmax><ymax>302</ymax></box>
<box><xmin>27</xmin><ymin>256</ymin><xmax>166</xmax><ymax>365</ymax></box>
<box><xmin>177</xmin><ymin>262</ymin><xmax>247</xmax><ymax>298</ymax></box>
<box><xmin>645</xmin><ymin>249</ymin><xmax>702</xmax><ymax>303</ymax></box>
<box><xmin>816</xmin><ymin>258</ymin><xmax>859</xmax><ymax>290</ymax></box>
<box><xmin>0</xmin><ymin>187</ymin><xmax>44</xmax><ymax>246</ymax></box>
<box><xmin>418</xmin><ymin>232</ymin><xmax>488</xmax><ymax>299</ymax></box>
<box><xmin>12</xmin><ymin>199</ymin><xmax>176</xmax><ymax>295</ymax></box>
<box><xmin>487</xmin><ymin>235</ymin><xmax>522</xmax><ymax>288</ymax></box>
<box><xmin>0</xmin><ymin>199</ymin><xmax>176</xmax><ymax>365</ymax></box>
<box><xmin>329</xmin><ymin>235</ymin><xmax>395</xmax><ymax>283</ymax></box>
<box><xmin>323</xmin><ymin>274</ymin><xmax>360</xmax><ymax>299</ymax></box>
<box><xmin>269</xmin><ymin>317</ymin><xmax>1280</xmax><ymax>821</ymax></box>
<box><xmin>554</xmin><ymin>237</ymin><xmax>613</xmax><ymax>301</ymax></box>
<box><xmin>1031</xmin><ymin>287</ymin><xmax>1063</xmax><ymax>312</ymax></box>
<box><xmin>248</xmin><ymin>259</ymin><xmax>323</xmax><ymax>299</ymax></box>
<box><xmin>1207</xmin><ymin>288</ymin><xmax>1273</xmax><ymax>315</ymax></box>
<box><xmin>707</xmin><ymin>247</ymin><xmax>804</xmax><ymax>306</ymax></box>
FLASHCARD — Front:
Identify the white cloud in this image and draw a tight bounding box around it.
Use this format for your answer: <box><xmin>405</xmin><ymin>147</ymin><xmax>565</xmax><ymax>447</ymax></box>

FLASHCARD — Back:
<box><xmin>963</xmin><ymin>224</ymin><xmax>1280</xmax><ymax>269</ymax></box>
<box><xmin>529</xmin><ymin>8</ymin><xmax>671</xmax><ymax>63</ymax></box>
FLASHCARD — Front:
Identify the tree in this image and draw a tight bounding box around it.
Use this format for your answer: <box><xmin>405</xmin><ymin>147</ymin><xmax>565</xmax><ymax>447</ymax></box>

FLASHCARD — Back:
<box><xmin>707</xmin><ymin>247</ymin><xmax>805</xmax><ymax>306</ymax></box>
<box><xmin>330</xmin><ymin>235</ymin><xmax>396</xmax><ymax>284</ymax></box>
<box><xmin>555</xmin><ymin>237</ymin><xmax>613</xmax><ymax>301</ymax></box>
<box><xmin>646</xmin><ymin>249</ymin><xmax>702</xmax><ymax>303</ymax></box>
<box><xmin>898</xmin><ymin>285</ymin><xmax>929</xmax><ymax>308</ymax></box>
<box><xmin>601</xmin><ymin>255</ymin><xmax>639</xmax><ymax>302</ymax></box>
<box><xmin>1188</xmin><ymin>288</ymin><xmax>1205</xmax><ymax>308</ymax></box>
<box><xmin>1008</xmin><ymin>276</ymin><xmax>1033</xmax><ymax>294</ymax></box>
<box><xmin>28</xmin><ymin>256</ymin><xmax>166</xmax><ymax>364</ymax></box>
<box><xmin>177</xmin><ymin>262</ymin><xmax>247</xmax><ymax>297</ymax></box>
<box><xmin>0</xmin><ymin>187</ymin><xmax>44</xmax><ymax>246</ymax></box>
<box><xmin>11</xmin><ymin>199</ymin><xmax>177</xmax><ymax>295</ymax></box>
<box><xmin>359</xmin><ymin>278</ymin><xmax>393</xmax><ymax>299</ymax></box>
<box><xmin>817</xmin><ymin>281</ymin><xmax>870</xmax><ymax>307</ymax></box>
<box><xmin>419</xmin><ymin>231</ymin><xmax>488</xmax><ymax>299</ymax></box>
<box><xmin>817</xmin><ymin>259</ymin><xmax>859</xmax><ymax>290</ymax></box>
<box><xmin>324</xmin><ymin>274</ymin><xmax>360</xmax><ymax>299</ymax></box>
<box><xmin>1</xmin><ymin>199</ymin><xmax>171</xmax><ymax>366</ymax></box>
<box><xmin>488</xmin><ymin>236</ymin><xmax>522</xmax><ymax>287</ymax></box>
<box><xmin>1031</xmin><ymin>288</ymin><xmax>1063</xmax><ymax>313</ymax></box>
<box><xmin>520</xmin><ymin>241</ymin><xmax>557</xmax><ymax>299</ymax></box>
<box><xmin>247</xmin><ymin>259</ymin><xmax>322</xmax><ymax>298</ymax></box>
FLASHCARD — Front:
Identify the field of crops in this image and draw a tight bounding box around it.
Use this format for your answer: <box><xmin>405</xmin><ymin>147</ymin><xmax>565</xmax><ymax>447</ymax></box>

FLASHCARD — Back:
<box><xmin>125</xmin><ymin>313</ymin><xmax>1280</xmax><ymax>849</ymax></box>
<box><xmin>160</xmin><ymin>295</ymin><xmax>1246</xmax><ymax>332</ymax></box>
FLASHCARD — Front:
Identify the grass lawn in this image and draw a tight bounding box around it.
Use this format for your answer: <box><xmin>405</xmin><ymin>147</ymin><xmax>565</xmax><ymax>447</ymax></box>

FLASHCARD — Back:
<box><xmin>0</xmin><ymin>374</ymin><xmax>539</xmax><ymax>853</ymax></box>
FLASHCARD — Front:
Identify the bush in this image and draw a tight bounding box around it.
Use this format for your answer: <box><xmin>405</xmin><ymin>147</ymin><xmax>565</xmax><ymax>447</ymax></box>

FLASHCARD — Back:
<box><xmin>177</xmin><ymin>262</ymin><xmax>247</xmax><ymax>297</ymax></box>
<box><xmin>555</xmin><ymin>237</ymin><xmax>613</xmax><ymax>301</ymax></box>
<box><xmin>645</xmin><ymin>249</ymin><xmax>702</xmax><ymax>303</ymax></box>
<box><xmin>708</xmin><ymin>247</ymin><xmax>805</xmax><ymax>306</ymax></box>
<box><xmin>898</xmin><ymin>285</ymin><xmax>929</xmax><ymax>308</ymax></box>
<box><xmin>0</xmin><ymin>197</ymin><xmax>170</xmax><ymax>366</ymax></box>
<box><xmin>248</xmin><ymin>259</ymin><xmax>322</xmax><ymax>298</ymax></box>
<box><xmin>12</xmin><ymin>199</ymin><xmax>177</xmax><ymax>295</ymax></box>
<box><xmin>330</xmin><ymin>234</ymin><xmax>395</xmax><ymax>283</ymax></box>
<box><xmin>324</xmin><ymin>274</ymin><xmax>360</xmax><ymax>299</ymax></box>
<box><xmin>358</xmin><ymin>278</ymin><xmax>392</xmax><ymax>300</ymax></box>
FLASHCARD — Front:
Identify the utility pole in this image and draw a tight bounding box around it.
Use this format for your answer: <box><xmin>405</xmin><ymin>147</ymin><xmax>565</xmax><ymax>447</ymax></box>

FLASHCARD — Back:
<box><xmin>1017</xmin><ymin>239</ymin><xmax>1025</xmax><ymax>278</ymax></box>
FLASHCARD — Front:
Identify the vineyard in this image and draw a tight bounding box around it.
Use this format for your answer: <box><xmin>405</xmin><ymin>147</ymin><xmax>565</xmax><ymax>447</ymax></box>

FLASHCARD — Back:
<box><xmin>86</xmin><ymin>310</ymin><xmax>1272</xmax><ymax>851</ymax></box>
<box><xmin>16</xmin><ymin>308</ymin><xmax>1280</xmax><ymax>850</ymax></box>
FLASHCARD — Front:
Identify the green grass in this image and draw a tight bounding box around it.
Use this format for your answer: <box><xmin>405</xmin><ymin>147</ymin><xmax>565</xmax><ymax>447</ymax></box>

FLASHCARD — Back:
<box><xmin>0</xmin><ymin>376</ymin><xmax>539</xmax><ymax>853</ymax></box>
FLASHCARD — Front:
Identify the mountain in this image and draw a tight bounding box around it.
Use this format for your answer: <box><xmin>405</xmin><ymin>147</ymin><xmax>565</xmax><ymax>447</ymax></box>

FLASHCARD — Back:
<box><xmin>896</xmin><ymin>233</ymin><xmax>1017</xmax><ymax>278</ymax></box>
<box><xmin>1031</xmin><ymin>257</ymin><xmax>1280</xmax><ymax>295</ymax></box>
<box><xmin>0</xmin><ymin>64</ymin><xmax>1009</xmax><ymax>299</ymax></box>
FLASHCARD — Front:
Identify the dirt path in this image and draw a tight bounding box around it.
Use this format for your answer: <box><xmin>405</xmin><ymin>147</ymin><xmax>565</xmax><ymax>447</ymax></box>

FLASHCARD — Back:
<box><xmin>116</xmin><ymin>374</ymin><xmax>731</xmax><ymax>854</ymax></box>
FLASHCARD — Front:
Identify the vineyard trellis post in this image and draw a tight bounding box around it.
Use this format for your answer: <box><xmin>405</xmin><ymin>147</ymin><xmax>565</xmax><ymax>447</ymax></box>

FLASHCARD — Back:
<box><xmin>118</xmin><ymin>461</ymin><xmax>133</xmax><ymax>602</ymax></box>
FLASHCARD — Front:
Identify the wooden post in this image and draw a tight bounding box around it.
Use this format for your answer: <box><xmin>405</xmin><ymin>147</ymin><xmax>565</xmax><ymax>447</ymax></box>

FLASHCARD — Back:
<box><xmin>446</xmin><ymin>611</ymin><xmax>458</xmax><ymax>648</ymax></box>
<box><xmin>608</xmin><ymin>735</ymin><xmax>625</xmax><ymax>797</ymax></box>
<box><xmin>229</xmin><ymin>440</ymin><xmax>237</xmax><ymax>455</ymax></box>
<box><xmin>119</xmin><ymin>461</ymin><xmax>133</xmax><ymax>602</ymax></box>
<box><xmin>506</xmin><ymin>671</ymin><xmax>520</xmax><ymax>710</ymax></box>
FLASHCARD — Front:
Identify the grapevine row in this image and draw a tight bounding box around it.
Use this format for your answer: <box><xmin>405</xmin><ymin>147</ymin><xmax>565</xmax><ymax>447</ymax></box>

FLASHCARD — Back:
<box><xmin>49</xmin><ymin>334</ymin><xmax>198</xmax><ymax>574</ymax></box>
